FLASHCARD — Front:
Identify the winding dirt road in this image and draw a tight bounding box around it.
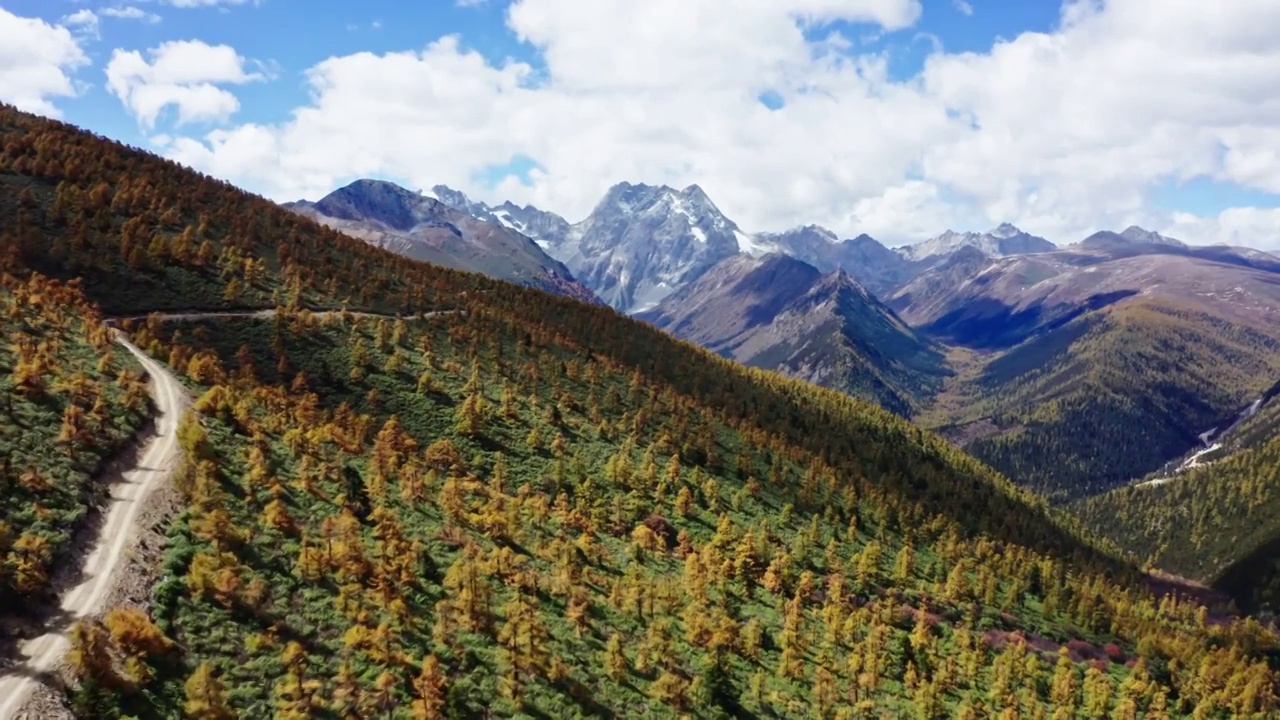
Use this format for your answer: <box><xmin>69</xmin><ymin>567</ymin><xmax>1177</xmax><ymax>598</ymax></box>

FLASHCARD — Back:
<box><xmin>0</xmin><ymin>308</ymin><xmax>454</xmax><ymax>717</ymax></box>
<box><xmin>0</xmin><ymin>334</ymin><xmax>187</xmax><ymax>720</ymax></box>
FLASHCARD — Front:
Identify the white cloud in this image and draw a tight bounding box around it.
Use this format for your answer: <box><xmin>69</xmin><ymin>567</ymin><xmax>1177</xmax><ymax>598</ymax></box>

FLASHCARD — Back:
<box><xmin>1168</xmin><ymin>207</ymin><xmax>1280</xmax><ymax>249</ymax></box>
<box><xmin>102</xmin><ymin>6</ymin><xmax>164</xmax><ymax>24</ymax></box>
<box><xmin>105</xmin><ymin>39</ymin><xmax>264</xmax><ymax>129</ymax></box>
<box><xmin>61</xmin><ymin>9</ymin><xmax>100</xmax><ymax>39</ymax></box>
<box><xmin>0</xmin><ymin>9</ymin><xmax>90</xmax><ymax>117</ymax></box>
<box><xmin>158</xmin><ymin>0</ymin><xmax>1280</xmax><ymax>247</ymax></box>
<box><xmin>161</xmin><ymin>0</ymin><xmax>261</xmax><ymax>7</ymax></box>
<box><xmin>952</xmin><ymin>0</ymin><xmax>973</xmax><ymax>16</ymax></box>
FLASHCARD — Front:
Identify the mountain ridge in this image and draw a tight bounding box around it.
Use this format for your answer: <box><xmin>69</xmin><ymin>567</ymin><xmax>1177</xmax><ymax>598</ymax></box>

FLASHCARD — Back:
<box><xmin>283</xmin><ymin>179</ymin><xmax>599</xmax><ymax>305</ymax></box>
<box><xmin>637</xmin><ymin>252</ymin><xmax>950</xmax><ymax>416</ymax></box>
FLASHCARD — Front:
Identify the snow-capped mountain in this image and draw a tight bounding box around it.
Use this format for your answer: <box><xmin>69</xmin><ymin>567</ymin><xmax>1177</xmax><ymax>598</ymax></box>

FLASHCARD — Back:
<box><xmin>758</xmin><ymin>226</ymin><xmax>919</xmax><ymax>296</ymax></box>
<box><xmin>432</xmin><ymin>182</ymin><xmax>766</xmax><ymax>312</ymax></box>
<box><xmin>561</xmin><ymin>182</ymin><xmax>755</xmax><ymax>311</ymax></box>
<box><xmin>283</xmin><ymin>180</ymin><xmax>598</xmax><ymax>304</ymax></box>
<box><xmin>900</xmin><ymin>223</ymin><xmax>1056</xmax><ymax>262</ymax></box>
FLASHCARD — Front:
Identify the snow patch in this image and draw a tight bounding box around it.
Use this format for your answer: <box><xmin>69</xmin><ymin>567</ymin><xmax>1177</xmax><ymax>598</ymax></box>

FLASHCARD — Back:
<box><xmin>735</xmin><ymin>230</ymin><xmax>777</xmax><ymax>257</ymax></box>
<box><xmin>492</xmin><ymin>209</ymin><xmax>524</xmax><ymax>232</ymax></box>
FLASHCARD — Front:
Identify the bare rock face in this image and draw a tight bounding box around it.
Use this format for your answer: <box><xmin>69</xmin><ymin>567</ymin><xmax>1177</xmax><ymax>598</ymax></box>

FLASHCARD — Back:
<box><xmin>758</xmin><ymin>226</ymin><xmax>920</xmax><ymax>297</ymax></box>
<box><xmin>546</xmin><ymin>182</ymin><xmax>747</xmax><ymax>312</ymax></box>
<box><xmin>283</xmin><ymin>180</ymin><xmax>599</xmax><ymax>305</ymax></box>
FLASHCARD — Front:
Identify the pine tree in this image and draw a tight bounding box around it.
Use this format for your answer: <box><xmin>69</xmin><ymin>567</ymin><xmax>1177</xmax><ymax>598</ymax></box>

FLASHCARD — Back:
<box><xmin>184</xmin><ymin>662</ymin><xmax>236</xmax><ymax>720</ymax></box>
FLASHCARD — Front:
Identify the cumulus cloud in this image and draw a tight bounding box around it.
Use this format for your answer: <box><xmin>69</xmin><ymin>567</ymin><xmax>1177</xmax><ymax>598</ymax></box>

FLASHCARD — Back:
<box><xmin>0</xmin><ymin>9</ymin><xmax>90</xmax><ymax>117</ymax></box>
<box><xmin>61</xmin><ymin>9</ymin><xmax>100</xmax><ymax>39</ymax></box>
<box><xmin>106</xmin><ymin>40</ymin><xmax>264</xmax><ymax>129</ymax></box>
<box><xmin>102</xmin><ymin>6</ymin><xmax>164</xmax><ymax>24</ymax></box>
<box><xmin>158</xmin><ymin>0</ymin><xmax>1280</xmax><ymax>247</ymax></box>
<box><xmin>1168</xmin><ymin>207</ymin><xmax>1280</xmax><ymax>248</ymax></box>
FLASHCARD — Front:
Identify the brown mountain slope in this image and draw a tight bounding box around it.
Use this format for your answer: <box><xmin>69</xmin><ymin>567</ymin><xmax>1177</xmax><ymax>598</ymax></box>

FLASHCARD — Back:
<box><xmin>638</xmin><ymin>253</ymin><xmax>950</xmax><ymax>416</ymax></box>
<box><xmin>285</xmin><ymin>179</ymin><xmax>598</xmax><ymax>305</ymax></box>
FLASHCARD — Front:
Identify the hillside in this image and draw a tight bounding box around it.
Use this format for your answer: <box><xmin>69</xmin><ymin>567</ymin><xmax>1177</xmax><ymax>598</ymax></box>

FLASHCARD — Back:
<box><xmin>1</xmin><ymin>104</ymin><xmax>1278</xmax><ymax>718</ymax></box>
<box><xmin>284</xmin><ymin>180</ymin><xmax>598</xmax><ymax>305</ymax></box>
<box><xmin>1071</xmin><ymin>412</ymin><xmax>1280</xmax><ymax>615</ymax></box>
<box><xmin>924</xmin><ymin>298</ymin><xmax>1280</xmax><ymax>501</ymax></box>
<box><xmin>638</xmin><ymin>254</ymin><xmax>950</xmax><ymax>416</ymax></box>
<box><xmin>904</xmin><ymin>241</ymin><xmax>1280</xmax><ymax>500</ymax></box>
<box><xmin>0</xmin><ymin>272</ymin><xmax>149</xmax><ymax>606</ymax></box>
<box><xmin>1070</xmin><ymin>389</ymin><xmax>1280</xmax><ymax>615</ymax></box>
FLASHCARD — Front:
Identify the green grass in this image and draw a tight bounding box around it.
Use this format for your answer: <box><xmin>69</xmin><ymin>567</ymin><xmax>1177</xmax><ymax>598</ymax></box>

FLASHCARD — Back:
<box><xmin>0</xmin><ymin>273</ymin><xmax>149</xmax><ymax>603</ymax></box>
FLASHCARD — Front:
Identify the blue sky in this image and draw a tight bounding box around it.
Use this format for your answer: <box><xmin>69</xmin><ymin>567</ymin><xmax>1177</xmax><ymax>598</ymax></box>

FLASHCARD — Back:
<box><xmin>10</xmin><ymin>0</ymin><xmax>1059</xmax><ymax>140</ymax></box>
<box><xmin>3</xmin><ymin>0</ymin><xmax>1279</xmax><ymax>247</ymax></box>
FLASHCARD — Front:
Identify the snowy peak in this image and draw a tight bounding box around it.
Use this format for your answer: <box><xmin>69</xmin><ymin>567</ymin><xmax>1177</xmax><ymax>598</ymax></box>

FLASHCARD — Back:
<box><xmin>284</xmin><ymin>178</ymin><xmax>598</xmax><ymax>304</ymax></box>
<box><xmin>569</xmin><ymin>182</ymin><xmax>747</xmax><ymax>312</ymax></box>
<box><xmin>903</xmin><ymin>224</ymin><xmax>1055</xmax><ymax>261</ymax></box>
<box><xmin>427</xmin><ymin>186</ymin><xmax>574</xmax><ymax>247</ymax></box>
<box><xmin>990</xmin><ymin>222</ymin><xmax>1023</xmax><ymax>239</ymax></box>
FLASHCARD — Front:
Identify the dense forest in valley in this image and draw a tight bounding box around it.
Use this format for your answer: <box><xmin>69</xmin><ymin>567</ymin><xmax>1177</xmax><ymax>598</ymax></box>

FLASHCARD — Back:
<box><xmin>1</xmin><ymin>103</ymin><xmax>1278</xmax><ymax>717</ymax></box>
<box><xmin>926</xmin><ymin>302</ymin><xmax>1280</xmax><ymax>502</ymax></box>
<box><xmin>0</xmin><ymin>272</ymin><xmax>149</xmax><ymax>605</ymax></box>
<box><xmin>1074</xmin><ymin>398</ymin><xmax>1280</xmax><ymax>615</ymax></box>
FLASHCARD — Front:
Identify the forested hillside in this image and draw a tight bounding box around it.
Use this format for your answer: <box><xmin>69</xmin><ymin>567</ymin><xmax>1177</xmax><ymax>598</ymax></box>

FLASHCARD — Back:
<box><xmin>1</xmin><ymin>104</ymin><xmax>1278</xmax><ymax>718</ymax></box>
<box><xmin>1074</xmin><ymin>398</ymin><xmax>1280</xmax><ymax>615</ymax></box>
<box><xmin>927</xmin><ymin>299</ymin><xmax>1280</xmax><ymax>501</ymax></box>
<box><xmin>0</xmin><ymin>272</ymin><xmax>149</xmax><ymax>604</ymax></box>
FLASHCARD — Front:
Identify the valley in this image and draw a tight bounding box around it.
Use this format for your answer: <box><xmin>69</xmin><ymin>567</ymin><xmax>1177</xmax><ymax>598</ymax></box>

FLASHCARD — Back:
<box><xmin>3</xmin><ymin>102</ymin><xmax>1279</xmax><ymax>718</ymax></box>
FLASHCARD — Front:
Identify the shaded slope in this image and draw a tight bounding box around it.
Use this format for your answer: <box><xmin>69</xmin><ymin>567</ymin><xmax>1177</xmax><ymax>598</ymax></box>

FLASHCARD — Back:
<box><xmin>638</xmin><ymin>254</ymin><xmax>950</xmax><ymax>416</ymax></box>
<box><xmin>927</xmin><ymin>297</ymin><xmax>1280</xmax><ymax>501</ymax></box>
<box><xmin>1072</xmin><ymin>418</ymin><xmax>1280</xmax><ymax>615</ymax></box>
<box><xmin>285</xmin><ymin>180</ymin><xmax>598</xmax><ymax>304</ymax></box>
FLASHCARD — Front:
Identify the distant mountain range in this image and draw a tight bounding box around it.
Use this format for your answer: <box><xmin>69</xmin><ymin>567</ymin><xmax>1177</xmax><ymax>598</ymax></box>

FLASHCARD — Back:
<box><xmin>283</xmin><ymin>180</ymin><xmax>598</xmax><ymax>304</ymax></box>
<box><xmin>286</xmin><ymin>177</ymin><xmax>1280</xmax><ymax>502</ymax></box>
<box><xmin>899</xmin><ymin>223</ymin><xmax>1056</xmax><ymax>262</ymax></box>
<box><xmin>636</xmin><ymin>253</ymin><xmax>949</xmax><ymax>416</ymax></box>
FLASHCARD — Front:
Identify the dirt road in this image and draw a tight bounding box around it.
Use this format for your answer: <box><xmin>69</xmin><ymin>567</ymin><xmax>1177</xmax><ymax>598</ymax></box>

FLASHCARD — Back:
<box><xmin>0</xmin><ymin>335</ymin><xmax>187</xmax><ymax>720</ymax></box>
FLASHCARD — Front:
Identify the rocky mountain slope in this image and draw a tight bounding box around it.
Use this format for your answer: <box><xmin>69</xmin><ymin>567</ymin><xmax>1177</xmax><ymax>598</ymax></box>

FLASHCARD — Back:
<box><xmin>433</xmin><ymin>182</ymin><xmax>753</xmax><ymax>312</ymax></box>
<box><xmin>637</xmin><ymin>253</ymin><xmax>949</xmax><ymax>416</ymax></box>
<box><xmin>431</xmin><ymin>184</ymin><xmax>936</xmax><ymax>310</ymax></box>
<box><xmin>894</xmin><ymin>230</ymin><xmax>1280</xmax><ymax>349</ymax></box>
<box><xmin>756</xmin><ymin>227</ymin><xmax>921</xmax><ymax>296</ymax></box>
<box><xmin>900</xmin><ymin>223</ymin><xmax>1056</xmax><ymax>262</ymax></box>
<box><xmin>284</xmin><ymin>180</ymin><xmax>598</xmax><ymax>304</ymax></box>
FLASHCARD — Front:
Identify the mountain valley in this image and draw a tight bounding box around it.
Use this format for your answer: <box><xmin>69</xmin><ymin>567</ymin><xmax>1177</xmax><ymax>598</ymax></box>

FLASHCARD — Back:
<box><xmin>2</xmin><ymin>100</ymin><xmax>1279</xmax><ymax>719</ymax></box>
<box><xmin>403</xmin><ymin>177</ymin><xmax>1280</xmax><ymax>507</ymax></box>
